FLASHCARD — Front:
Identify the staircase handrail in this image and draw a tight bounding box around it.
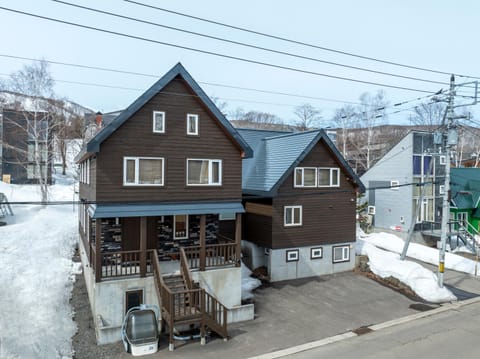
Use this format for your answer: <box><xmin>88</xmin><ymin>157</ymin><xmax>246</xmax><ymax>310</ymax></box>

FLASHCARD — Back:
<box><xmin>179</xmin><ymin>247</ymin><xmax>194</xmax><ymax>290</ymax></box>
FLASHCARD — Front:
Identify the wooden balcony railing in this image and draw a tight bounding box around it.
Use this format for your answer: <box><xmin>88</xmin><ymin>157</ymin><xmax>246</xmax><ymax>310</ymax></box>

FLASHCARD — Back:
<box><xmin>96</xmin><ymin>250</ymin><xmax>153</xmax><ymax>279</ymax></box>
<box><xmin>183</xmin><ymin>243</ymin><xmax>240</xmax><ymax>270</ymax></box>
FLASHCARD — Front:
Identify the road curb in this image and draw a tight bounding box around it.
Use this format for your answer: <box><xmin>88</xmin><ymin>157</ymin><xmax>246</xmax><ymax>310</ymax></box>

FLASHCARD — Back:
<box><xmin>248</xmin><ymin>295</ymin><xmax>480</xmax><ymax>359</ymax></box>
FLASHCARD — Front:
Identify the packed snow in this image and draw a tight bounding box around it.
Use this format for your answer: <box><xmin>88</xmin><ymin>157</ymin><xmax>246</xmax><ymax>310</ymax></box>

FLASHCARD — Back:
<box><xmin>0</xmin><ymin>178</ymin><xmax>80</xmax><ymax>359</ymax></box>
<box><xmin>241</xmin><ymin>262</ymin><xmax>262</xmax><ymax>300</ymax></box>
<box><xmin>356</xmin><ymin>229</ymin><xmax>480</xmax><ymax>303</ymax></box>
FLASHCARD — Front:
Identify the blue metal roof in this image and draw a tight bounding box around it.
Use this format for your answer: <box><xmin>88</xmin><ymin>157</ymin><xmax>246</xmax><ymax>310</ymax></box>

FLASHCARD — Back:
<box><xmin>80</xmin><ymin>63</ymin><xmax>252</xmax><ymax>160</ymax></box>
<box><xmin>88</xmin><ymin>201</ymin><xmax>245</xmax><ymax>219</ymax></box>
<box><xmin>238</xmin><ymin>128</ymin><xmax>365</xmax><ymax>196</ymax></box>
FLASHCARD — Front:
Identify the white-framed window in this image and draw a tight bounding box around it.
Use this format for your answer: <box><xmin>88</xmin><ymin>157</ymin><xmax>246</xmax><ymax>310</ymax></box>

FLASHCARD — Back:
<box><xmin>219</xmin><ymin>213</ymin><xmax>236</xmax><ymax>221</ymax></box>
<box><xmin>333</xmin><ymin>245</ymin><xmax>350</xmax><ymax>263</ymax></box>
<box><xmin>174</xmin><ymin>215</ymin><xmax>188</xmax><ymax>239</ymax></box>
<box><xmin>187</xmin><ymin>159</ymin><xmax>222</xmax><ymax>185</ymax></box>
<box><xmin>311</xmin><ymin>247</ymin><xmax>323</xmax><ymax>259</ymax></box>
<box><xmin>439</xmin><ymin>185</ymin><xmax>445</xmax><ymax>195</ymax></box>
<box><xmin>367</xmin><ymin>206</ymin><xmax>376</xmax><ymax>215</ymax></box>
<box><xmin>187</xmin><ymin>114</ymin><xmax>198</xmax><ymax>135</ymax></box>
<box><xmin>86</xmin><ymin>158</ymin><xmax>90</xmax><ymax>185</ymax></box>
<box><xmin>318</xmin><ymin>167</ymin><xmax>340</xmax><ymax>187</ymax></box>
<box><xmin>390</xmin><ymin>180</ymin><xmax>399</xmax><ymax>190</ymax></box>
<box><xmin>294</xmin><ymin>167</ymin><xmax>317</xmax><ymax>187</ymax></box>
<box><xmin>153</xmin><ymin>111</ymin><xmax>165</xmax><ymax>133</ymax></box>
<box><xmin>284</xmin><ymin>206</ymin><xmax>302</xmax><ymax>227</ymax></box>
<box><xmin>123</xmin><ymin>157</ymin><xmax>164</xmax><ymax>186</ymax></box>
<box><xmin>439</xmin><ymin>155</ymin><xmax>447</xmax><ymax>165</ymax></box>
<box><xmin>286</xmin><ymin>249</ymin><xmax>299</xmax><ymax>262</ymax></box>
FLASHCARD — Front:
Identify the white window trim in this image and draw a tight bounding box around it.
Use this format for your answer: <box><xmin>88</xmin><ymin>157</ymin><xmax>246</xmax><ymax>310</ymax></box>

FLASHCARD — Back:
<box><xmin>186</xmin><ymin>159</ymin><xmax>222</xmax><ymax>186</ymax></box>
<box><xmin>187</xmin><ymin>113</ymin><xmax>199</xmax><ymax>135</ymax></box>
<box><xmin>152</xmin><ymin>111</ymin><xmax>165</xmax><ymax>134</ymax></box>
<box><xmin>174</xmin><ymin>215</ymin><xmax>189</xmax><ymax>239</ymax></box>
<box><xmin>333</xmin><ymin>245</ymin><xmax>350</xmax><ymax>263</ymax></box>
<box><xmin>318</xmin><ymin>167</ymin><xmax>340</xmax><ymax>188</ymax></box>
<box><xmin>439</xmin><ymin>185</ymin><xmax>445</xmax><ymax>195</ymax></box>
<box><xmin>284</xmin><ymin>205</ymin><xmax>302</xmax><ymax>227</ymax></box>
<box><xmin>390</xmin><ymin>180</ymin><xmax>399</xmax><ymax>190</ymax></box>
<box><xmin>123</xmin><ymin>156</ymin><xmax>164</xmax><ymax>186</ymax></box>
<box><xmin>439</xmin><ymin>155</ymin><xmax>447</xmax><ymax>165</ymax></box>
<box><xmin>286</xmin><ymin>249</ymin><xmax>299</xmax><ymax>262</ymax></box>
<box><xmin>86</xmin><ymin>158</ymin><xmax>90</xmax><ymax>185</ymax></box>
<box><xmin>311</xmin><ymin>247</ymin><xmax>323</xmax><ymax>259</ymax></box>
<box><xmin>294</xmin><ymin>167</ymin><xmax>317</xmax><ymax>188</ymax></box>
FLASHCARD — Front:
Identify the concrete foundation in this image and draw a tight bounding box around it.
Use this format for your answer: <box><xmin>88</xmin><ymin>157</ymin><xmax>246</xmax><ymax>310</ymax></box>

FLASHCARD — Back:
<box><xmin>243</xmin><ymin>240</ymin><xmax>356</xmax><ymax>282</ymax></box>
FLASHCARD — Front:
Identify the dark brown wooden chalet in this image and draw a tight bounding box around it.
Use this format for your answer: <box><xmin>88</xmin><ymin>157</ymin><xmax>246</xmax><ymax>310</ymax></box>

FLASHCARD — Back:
<box><xmin>75</xmin><ymin>63</ymin><xmax>253</xmax><ymax>348</ymax></box>
<box><xmin>238</xmin><ymin>129</ymin><xmax>364</xmax><ymax>282</ymax></box>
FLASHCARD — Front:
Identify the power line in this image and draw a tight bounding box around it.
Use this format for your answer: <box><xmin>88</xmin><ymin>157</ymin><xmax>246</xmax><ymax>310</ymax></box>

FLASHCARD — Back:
<box><xmin>123</xmin><ymin>0</ymin><xmax>480</xmax><ymax>80</ymax></box>
<box><xmin>0</xmin><ymin>6</ymin><xmax>436</xmax><ymax>94</ymax></box>
<box><xmin>53</xmin><ymin>0</ymin><xmax>448</xmax><ymax>87</ymax></box>
<box><xmin>0</xmin><ymin>54</ymin><xmax>362</xmax><ymax>106</ymax></box>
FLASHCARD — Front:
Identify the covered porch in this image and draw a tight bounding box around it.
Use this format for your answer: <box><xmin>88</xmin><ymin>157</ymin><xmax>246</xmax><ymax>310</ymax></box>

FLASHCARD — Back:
<box><xmin>79</xmin><ymin>201</ymin><xmax>243</xmax><ymax>282</ymax></box>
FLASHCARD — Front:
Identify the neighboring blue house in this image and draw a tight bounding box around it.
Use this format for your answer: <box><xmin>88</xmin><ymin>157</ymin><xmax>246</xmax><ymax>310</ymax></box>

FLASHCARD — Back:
<box><xmin>238</xmin><ymin>128</ymin><xmax>365</xmax><ymax>282</ymax></box>
<box><xmin>360</xmin><ymin>131</ymin><xmax>446</xmax><ymax>232</ymax></box>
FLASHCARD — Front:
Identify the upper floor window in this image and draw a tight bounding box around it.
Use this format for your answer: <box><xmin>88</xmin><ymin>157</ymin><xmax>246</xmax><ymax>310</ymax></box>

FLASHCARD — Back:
<box><xmin>294</xmin><ymin>167</ymin><xmax>340</xmax><ymax>188</ymax></box>
<box><xmin>413</xmin><ymin>155</ymin><xmax>433</xmax><ymax>176</ymax></box>
<box><xmin>294</xmin><ymin>167</ymin><xmax>317</xmax><ymax>187</ymax></box>
<box><xmin>187</xmin><ymin>159</ymin><xmax>222</xmax><ymax>185</ymax></box>
<box><xmin>284</xmin><ymin>205</ymin><xmax>302</xmax><ymax>227</ymax></box>
<box><xmin>318</xmin><ymin>168</ymin><xmax>340</xmax><ymax>187</ymax></box>
<box><xmin>153</xmin><ymin>111</ymin><xmax>165</xmax><ymax>133</ymax></box>
<box><xmin>123</xmin><ymin>157</ymin><xmax>164</xmax><ymax>186</ymax></box>
<box><xmin>187</xmin><ymin>114</ymin><xmax>198</xmax><ymax>135</ymax></box>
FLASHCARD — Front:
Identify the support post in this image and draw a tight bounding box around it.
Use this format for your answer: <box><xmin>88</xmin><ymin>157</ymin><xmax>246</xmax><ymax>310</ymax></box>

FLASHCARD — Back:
<box><xmin>439</xmin><ymin>74</ymin><xmax>456</xmax><ymax>288</ymax></box>
<box><xmin>140</xmin><ymin>216</ymin><xmax>147</xmax><ymax>277</ymax></box>
<box><xmin>200</xmin><ymin>214</ymin><xmax>206</xmax><ymax>271</ymax></box>
<box><xmin>95</xmin><ymin>218</ymin><xmax>102</xmax><ymax>283</ymax></box>
<box><xmin>235</xmin><ymin>213</ymin><xmax>242</xmax><ymax>266</ymax></box>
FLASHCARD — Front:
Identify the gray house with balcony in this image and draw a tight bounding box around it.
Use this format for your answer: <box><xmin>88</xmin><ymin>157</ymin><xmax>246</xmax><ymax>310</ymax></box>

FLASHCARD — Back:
<box><xmin>360</xmin><ymin>131</ymin><xmax>446</xmax><ymax>232</ymax></box>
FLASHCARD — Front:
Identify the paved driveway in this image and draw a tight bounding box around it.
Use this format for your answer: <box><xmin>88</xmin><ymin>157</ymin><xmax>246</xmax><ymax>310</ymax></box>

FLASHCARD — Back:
<box><xmin>73</xmin><ymin>271</ymin><xmax>421</xmax><ymax>358</ymax></box>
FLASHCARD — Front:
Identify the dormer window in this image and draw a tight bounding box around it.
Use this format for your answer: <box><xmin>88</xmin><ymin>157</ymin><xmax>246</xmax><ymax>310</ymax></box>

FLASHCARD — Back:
<box><xmin>153</xmin><ymin>111</ymin><xmax>165</xmax><ymax>133</ymax></box>
<box><xmin>187</xmin><ymin>114</ymin><xmax>198</xmax><ymax>135</ymax></box>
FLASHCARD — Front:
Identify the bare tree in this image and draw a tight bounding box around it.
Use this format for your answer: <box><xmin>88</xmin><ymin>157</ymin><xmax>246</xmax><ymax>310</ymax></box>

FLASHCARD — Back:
<box><xmin>331</xmin><ymin>104</ymin><xmax>356</xmax><ymax>158</ymax></box>
<box><xmin>2</xmin><ymin>60</ymin><xmax>55</xmax><ymax>203</ymax></box>
<box><xmin>357</xmin><ymin>91</ymin><xmax>389</xmax><ymax>171</ymax></box>
<box><xmin>293</xmin><ymin>103</ymin><xmax>321</xmax><ymax>131</ymax></box>
<box><xmin>410</xmin><ymin>102</ymin><xmax>446</xmax><ymax>127</ymax></box>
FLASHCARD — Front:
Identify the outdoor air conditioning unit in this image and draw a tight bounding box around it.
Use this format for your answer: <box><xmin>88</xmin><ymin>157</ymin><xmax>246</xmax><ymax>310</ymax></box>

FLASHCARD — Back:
<box><xmin>367</xmin><ymin>206</ymin><xmax>376</xmax><ymax>215</ymax></box>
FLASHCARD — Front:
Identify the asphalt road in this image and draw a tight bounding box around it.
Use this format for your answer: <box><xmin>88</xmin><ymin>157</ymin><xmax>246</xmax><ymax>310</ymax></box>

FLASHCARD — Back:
<box><xmin>292</xmin><ymin>299</ymin><xmax>480</xmax><ymax>359</ymax></box>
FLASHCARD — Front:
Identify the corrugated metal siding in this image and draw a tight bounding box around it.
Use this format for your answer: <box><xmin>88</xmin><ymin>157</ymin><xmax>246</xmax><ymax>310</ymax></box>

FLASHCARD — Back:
<box><xmin>94</xmin><ymin>78</ymin><xmax>243</xmax><ymax>203</ymax></box>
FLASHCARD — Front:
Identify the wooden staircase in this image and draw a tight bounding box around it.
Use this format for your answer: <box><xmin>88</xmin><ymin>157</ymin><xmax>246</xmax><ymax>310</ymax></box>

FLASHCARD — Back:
<box><xmin>152</xmin><ymin>248</ymin><xmax>228</xmax><ymax>351</ymax></box>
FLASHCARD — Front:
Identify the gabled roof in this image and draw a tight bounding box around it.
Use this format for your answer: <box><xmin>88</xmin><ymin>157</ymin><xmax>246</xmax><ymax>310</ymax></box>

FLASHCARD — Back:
<box><xmin>239</xmin><ymin>128</ymin><xmax>365</xmax><ymax>196</ymax></box>
<box><xmin>451</xmin><ymin>168</ymin><xmax>480</xmax><ymax>210</ymax></box>
<box><xmin>77</xmin><ymin>63</ymin><xmax>252</xmax><ymax>161</ymax></box>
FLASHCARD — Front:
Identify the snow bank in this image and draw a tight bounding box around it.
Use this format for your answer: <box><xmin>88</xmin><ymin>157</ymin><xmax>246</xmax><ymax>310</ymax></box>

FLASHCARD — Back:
<box><xmin>0</xmin><ymin>182</ymin><xmax>79</xmax><ymax>358</ymax></box>
<box><xmin>356</xmin><ymin>239</ymin><xmax>456</xmax><ymax>303</ymax></box>
<box><xmin>241</xmin><ymin>262</ymin><xmax>261</xmax><ymax>300</ymax></box>
<box><xmin>360</xmin><ymin>232</ymin><xmax>479</xmax><ymax>276</ymax></box>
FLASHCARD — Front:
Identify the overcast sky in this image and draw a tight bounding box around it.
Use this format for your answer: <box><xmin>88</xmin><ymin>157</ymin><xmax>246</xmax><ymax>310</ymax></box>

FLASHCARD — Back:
<box><xmin>0</xmin><ymin>0</ymin><xmax>479</xmax><ymax>126</ymax></box>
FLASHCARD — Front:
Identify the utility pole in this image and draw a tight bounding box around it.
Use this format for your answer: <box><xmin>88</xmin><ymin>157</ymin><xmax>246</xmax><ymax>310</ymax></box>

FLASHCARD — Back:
<box><xmin>438</xmin><ymin>74</ymin><xmax>456</xmax><ymax>288</ymax></box>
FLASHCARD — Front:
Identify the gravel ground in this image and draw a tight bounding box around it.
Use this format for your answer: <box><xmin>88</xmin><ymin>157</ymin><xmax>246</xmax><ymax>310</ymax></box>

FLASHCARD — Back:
<box><xmin>71</xmin><ymin>254</ymin><xmax>124</xmax><ymax>359</ymax></box>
